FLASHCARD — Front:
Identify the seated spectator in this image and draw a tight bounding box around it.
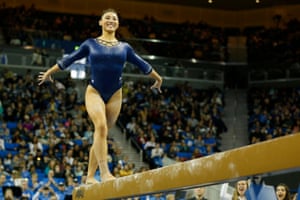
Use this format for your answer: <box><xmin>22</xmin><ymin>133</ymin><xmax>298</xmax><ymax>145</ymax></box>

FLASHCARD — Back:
<box><xmin>150</xmin><ymin>143</ymin><xmax>164</xmax><ymax>168</ymax></box>
<box><xmin>185</xmin><ymin>187</ymin><xmax>208</xmax><ymax>200</ymax></box>
<box><xmin>73</xmin><ymin>162</ymin><xmax>84</xmax><ymax>178</ymax></box>
<box><xmin>0</xmin><ymin>137</ymin><xmax>4</xmax><ymax>149</ymax></box>
<box><xmin>32</xmin><ymin>186</ymin><xmax>59</xmax><ymax>200</ymax></box>
<box><xmin>3</xmin><ymin>186</ymin><xmax>21</xmax><ymax>200</ymax></box>
<box><xmin>178</xmin><ymin>140</ymin><xmax>190</xmax><ymax>153</ymax></box>
<box><xmin>29</xmin><ymin>136</ymin><xmax>43</xmax><ymax>157</ymax></box>
<box><xmin>166</xmin><ymin>142</ymin><xmax>180</xmax><ymax>160</ymax></box>
<box><xmin>28</xmin><ymin>173</ymin><xmax>42</xmax><ymax>193</ymax></box>
<box><xmin>119</xmin><ymin>164</ymin><xmax>134</xmax><ymax>177</ymax></box>
<box><xmin>0</xmin><ymin>49</ymin><xmax>8</xmax><ymax>65</ymax></box>
<box><xmin>31</xmin><ymin>49</ymin><xmax>43</xmax><ymax>66</ymax></box>
<box><xmin>191</xmin><ymin>148</ymin><xmax>202</xmax><ymax>159</ymax></box>
<box><xmin>0</xmin><ymin>172</ymin><xmax>13</xmax><ymax>187</ymax></box>
<box><xmin>143</xmin><ymin>136</ymin><xmax>156</xmax><ymax>152</ymax></box>
<box><xmin>55</xmin><ymin>181</ymin><xmax>67</xmax><ymax>200</ymax></box>
<box><xmin>3</xmin><ymin>152</ymin><xmax>13</xmax><ymax>171</ymax></box>
<box><xmin>19</xmin><ymin>178</ymin><xmax>34</xmax><ymax>200</ymax></box>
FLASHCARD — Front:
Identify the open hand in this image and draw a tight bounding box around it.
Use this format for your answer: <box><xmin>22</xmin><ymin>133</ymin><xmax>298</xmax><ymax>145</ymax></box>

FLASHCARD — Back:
<box><xmin>38</xmin><ymin>71</ymin><xmax>53</xmax><ymax>85</ymax></box>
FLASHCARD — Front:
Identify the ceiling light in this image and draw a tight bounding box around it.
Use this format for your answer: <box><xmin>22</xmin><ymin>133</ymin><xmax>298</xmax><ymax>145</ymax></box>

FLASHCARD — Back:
<box><xmin>256</xmin><ymin>0</ymin><xmax>260</xmax><ymax>3</ymax></box>
<box><xmin>208</xmin><ymin>0</ymin><xmax>213</xmax><ymax>4</ymax></box>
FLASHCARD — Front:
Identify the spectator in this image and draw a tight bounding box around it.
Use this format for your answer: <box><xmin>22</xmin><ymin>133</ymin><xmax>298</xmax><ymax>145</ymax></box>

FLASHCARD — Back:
<box><xmin>119</xmin><ymin>164</ymin><xmax>133</xmax><ymax>177</ymax></box>
<box><xmin>19</xmin><ymin>178</ymin><xmax>34</xmax><ymax>200</ymax></box>
<box><xmin>32</xmin><ymin>186</ymin><xmax>59</xmax><ymax>200</ymax></box>
<box><xmin>150</xmin><ymin>143</ymin><xmax>164</xmax><ymax>168</ymax></box>
<box><xmin>0</xmin><ymin>49</ymin><xmax>8</xmax><ymax>65</ymax></box>
<box><xmin>3</xmin><ymin>187</ymin><xmax>18</xmax><ymax>200</ymax></box>
<box><xmin>0</xmin><ymin>137</ymin><xmax>5</xmax><ymax>149</ymax></box>
<box><xmin>55</xmin><ymin>182</ymin><xmax>67</xmax><ymax>200</ymax></box>
<box><xmin>276</xmin><ymin>183</ymin><xmax>291</xmax><ymax>200</ymax></box>
<box><xmin>31</xmin><ymin>49</ymin><xmax>43</xmax><ymax>66</ymax></box>
<box><xmin>185</xmin><ymin>187</ymin><xmax>208</xmax><ymax>200</ymax></box>
<box><xmin>232</xmin><ymin>179</ymin><xmax>248</xmax><ymax>200</ymax></box>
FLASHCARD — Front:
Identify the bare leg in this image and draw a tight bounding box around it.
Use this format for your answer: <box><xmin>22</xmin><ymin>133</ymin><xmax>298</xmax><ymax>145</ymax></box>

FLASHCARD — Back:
<box><xmin>85</xmin><ymin>86</ymin><xmax>122</xmax><ymax>183</ymax></box>
<box><xmin>86</xmin><ymin>146</ymin><xmax>99</xmax><ymax>184</ymax></box>
<box><xmin>93</xmin><ymin>125</ymin><xmax>115</xmax><ymax>182</ymax></box>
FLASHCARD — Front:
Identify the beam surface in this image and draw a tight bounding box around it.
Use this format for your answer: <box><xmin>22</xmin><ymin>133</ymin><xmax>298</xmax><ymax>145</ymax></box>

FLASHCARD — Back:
<box><xmin>73</xmin><ymin>134</ymin><xmax>300</xmax><ymax>200</ymax></box>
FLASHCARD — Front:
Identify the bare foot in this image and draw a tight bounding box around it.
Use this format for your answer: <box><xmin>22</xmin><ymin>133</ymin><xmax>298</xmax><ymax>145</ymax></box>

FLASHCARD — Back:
<box><xmin>85</xmin><ymin>177</ymin><xmax>99</xmax><ymax>184</ymax></box>
<box><xmin>101</xmin><ymin>174</ymin><xmax>116</xmax><ymax>182</ymax></box>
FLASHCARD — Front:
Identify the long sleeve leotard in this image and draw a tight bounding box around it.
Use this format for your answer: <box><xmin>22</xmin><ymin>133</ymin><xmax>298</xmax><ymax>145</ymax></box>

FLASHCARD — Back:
<box><xmin>57</xmin><ymin>38</ymin><xmax>153</xmax><ymax>103</ymax></box>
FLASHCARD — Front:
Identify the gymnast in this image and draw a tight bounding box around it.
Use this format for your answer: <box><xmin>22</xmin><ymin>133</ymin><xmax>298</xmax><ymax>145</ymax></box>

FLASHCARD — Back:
<box><xmin>38</xmin><ymin>8</ymin><xmax>163</xmax><ymax>183</ymax></box>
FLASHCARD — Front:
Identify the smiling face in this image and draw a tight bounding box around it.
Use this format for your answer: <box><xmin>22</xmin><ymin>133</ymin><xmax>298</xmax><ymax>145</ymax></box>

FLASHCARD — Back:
<box><xmin>99</xmin><ymin>10</ymin><xmax>119</xmax><ymax>34</ymax></box>
<box><xmin>237</xmin><ymin>180</ymin><xmax>248</xmax><ymax>196</ymax></box>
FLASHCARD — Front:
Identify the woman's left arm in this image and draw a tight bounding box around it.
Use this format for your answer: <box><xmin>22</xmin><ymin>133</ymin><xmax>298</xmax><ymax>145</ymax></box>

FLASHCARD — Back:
<box><xmin>148</xmin><ymin>69</ymin><xmax>162</xmax><ymax>93</ymax></box>
<box><xmin>126</xmin><ymin>44</ymin><xmax>163</xmax><ymax>92</ymax></box>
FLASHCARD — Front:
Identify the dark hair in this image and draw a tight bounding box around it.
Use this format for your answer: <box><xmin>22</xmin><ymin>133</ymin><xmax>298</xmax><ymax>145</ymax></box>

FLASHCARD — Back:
<box><xmin>101</xmin><ymin>8</ymin><xmax>118</xmax><ymax>18</ymax></box>
<box><xmin>276</xmin><ymin>183</ymin><xmax>291</xmax><ymax>200</ymax></box>
<box><xmin>43</xmin><ymin>186</ymin><xmax>49</xmax><ymax>190</ymax></box>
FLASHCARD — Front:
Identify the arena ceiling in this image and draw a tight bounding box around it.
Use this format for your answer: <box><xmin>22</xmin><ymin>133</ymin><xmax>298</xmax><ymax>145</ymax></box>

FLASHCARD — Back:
<box><xmin>134</xmin><ymin>0</ymin><xmax>300</xmax><ymax>10</ymax></box>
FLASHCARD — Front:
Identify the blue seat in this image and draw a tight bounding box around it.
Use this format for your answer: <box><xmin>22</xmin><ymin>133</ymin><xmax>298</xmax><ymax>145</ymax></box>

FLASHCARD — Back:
<box><xmin>37</xmin><ymin>172</ymin><xmax>47</xmax><ymax>182</ymax></box>
<box><xmin>163</xmin><ymin>143</ymin><xmax>171</xmax><ymax>152</ymax></box>
<box><xmin>4</xmin><ymin>142</ymin><xmax>19</xmax><ymax>151</ymax></box>
<box><xmin>42</xmin><ymin>144</ymin><xmax>49</xmax><ymax>155</ymax></box>
<box><xmin>54</xmin><ymin>177</ymin><xmax>65</xmax><ymax>184</ymax></box>
<box><xmin>0</xmin><ymin>150</ymin><xmax>8</xmax><ymax>158</ymax></box>
<box><xmin>176</xmin><ymin>152</ymin><xmax>192</xmax><ymax>160</ymax></box>
<box><xmin>73</xmin><ymin>139</ymin><xmax>83</xmax><ymax>146</ymax></box>
<box><xmin>199</xmin><ymin>146</ymin><xmax>207</xmax><ymax>155</ymax></box>
<box><xmin>6</xmin><ymin>121</ymin><xmax>18</xmax><ymax>130</ymax></box>
<box><xmin>152</xmin><ymin>124</ymin><xmax>162</xmax><ymax>132</ymax></box>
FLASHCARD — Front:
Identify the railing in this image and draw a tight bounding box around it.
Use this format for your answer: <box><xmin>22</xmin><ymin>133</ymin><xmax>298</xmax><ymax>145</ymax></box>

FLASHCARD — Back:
<box><xmin>0</xmin><ymin>49</ymin><xmax>225</xmax><ymax>89</ymax></box>
<box><xmin>248</xmin><ymin>62</ymin><xmax>300</xmax><ymax>87</ymax></box>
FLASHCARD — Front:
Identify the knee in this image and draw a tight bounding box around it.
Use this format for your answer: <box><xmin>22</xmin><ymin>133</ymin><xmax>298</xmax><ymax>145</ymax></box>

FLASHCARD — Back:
<box><xmin>107</xmin><ymin>120</ymin><xmax>116</xmax><ymax>129</ymax></box>
<box><xmin>94</xmin><ymin>122</ymin><xmax>108</xmax><ymax>137</ymax></box>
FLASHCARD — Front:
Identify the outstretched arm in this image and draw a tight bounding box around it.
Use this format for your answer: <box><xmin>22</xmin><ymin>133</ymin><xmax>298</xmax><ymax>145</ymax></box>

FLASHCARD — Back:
<box><xmin>148</xmin><ymin>69</ymin><xmax>163</xmax><ymax>93</ymax></box>
<box><xmin>38</xmin><ymin>64</ymin><xmax>61</xmax><ymax>85</ymax></box>
<box><xmin>38</xmin><ymin>39</ymin><xmax>90</xmax><ymax>85</ymax></box>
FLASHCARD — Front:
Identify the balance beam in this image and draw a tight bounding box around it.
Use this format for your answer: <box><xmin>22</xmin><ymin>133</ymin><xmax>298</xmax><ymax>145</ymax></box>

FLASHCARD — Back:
<box><xmin>73</xmin><ymin>134</ymin><xmax>300</xmax><ymax>199</ymax></box>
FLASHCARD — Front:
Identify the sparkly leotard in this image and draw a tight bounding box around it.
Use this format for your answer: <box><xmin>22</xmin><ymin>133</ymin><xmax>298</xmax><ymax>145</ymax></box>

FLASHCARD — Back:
<box><xmin>57</xmin><ymin>38</ymin><xmax>152</xmax><ymax>103</ymax></box>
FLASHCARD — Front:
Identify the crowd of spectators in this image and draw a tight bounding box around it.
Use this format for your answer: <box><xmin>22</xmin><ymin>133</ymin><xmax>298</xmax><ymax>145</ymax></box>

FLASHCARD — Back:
<box><xmin>0</xmin><ymin>66</ymin><xmax>228</xmax><ymax>199</ymax></box>
<box><xmin>0</xmin><ymin>4</ymin><xmax>227</xmax><ymax>62</ymax></box>
<box><xmin>118</xmin><ymin>81</ymin><xmax>227</xmax><ymax>169</ymax></box>
<box><xmin>0</xmin><ymin>68</ymin><xmax>149</xmax><ymax>199</ymax></box>
<box><xmin>245</xmin><ymin>18</ymin><xmax>300</xmax><ymax>65</ymax></box>
<box><xmin>0</xmin><ymin>4</ymin><xmax>100</xmax><ymax>47</ymax></box>
<box><xmin>0</xmin><ymin>67</ymin><xmax>228</xmax><ymax>199</ymax></box>
<box><xmin>1</xmin><ymin>4</ymin><xmax>299</xmax><ymax>65</ymax></box>
<box><xmin>123</xmin><ymin>16</ymin><xmax>228</xmax><ymax>61</ymax></box>
<box><xmin>247</xmin><ymin>87</ymin><xmax>300</xmax><ymax>144</ymax></box>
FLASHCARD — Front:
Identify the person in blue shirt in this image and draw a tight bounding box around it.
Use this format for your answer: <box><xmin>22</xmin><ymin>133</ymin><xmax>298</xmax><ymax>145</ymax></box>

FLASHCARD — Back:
<box><xmin>20</xmin><ymin>178</ymin><xmax>34</xmax><ymax>200</ymax></box>
<box><xmin>32</xmin><ymin>186</ymin><xmax>59</xmax><ymax>200</ymax></box>
<box><xmin>38</xmin><ymin>8</ymin><xmax>163</xmax><ymax>184</ymax></box>
<box><xmin>54</xmin><ymin>182</ymin><xmax>67</xmax><ymax>200</ymax></box>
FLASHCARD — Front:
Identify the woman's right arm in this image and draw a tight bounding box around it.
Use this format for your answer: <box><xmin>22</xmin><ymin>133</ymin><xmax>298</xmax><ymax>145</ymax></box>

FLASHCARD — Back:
<box><xmin>38</xmin><ymin>39</ymin><xmax>90</xmax><ymax>85</ymax></box>
<box><xmin>38</xmin><ymin>64</ymin><xmax>60</xmax><ymax>85</ymax></box>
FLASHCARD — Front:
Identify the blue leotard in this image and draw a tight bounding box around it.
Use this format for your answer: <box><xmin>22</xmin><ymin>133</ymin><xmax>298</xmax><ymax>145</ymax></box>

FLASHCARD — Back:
<box><xmin>57</xmin><ymin>38</ymin><xmax>152</xmax><ymax>103</ymax></box>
